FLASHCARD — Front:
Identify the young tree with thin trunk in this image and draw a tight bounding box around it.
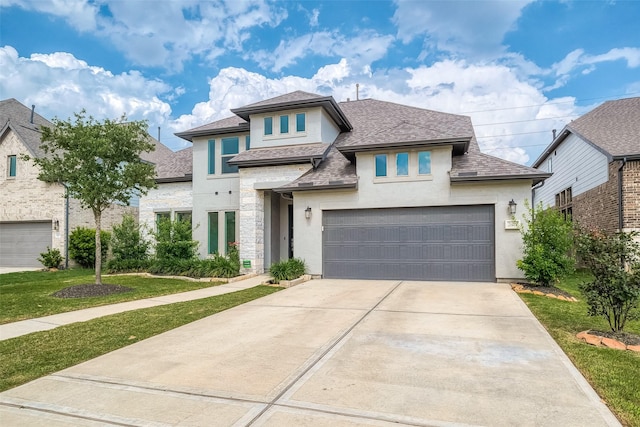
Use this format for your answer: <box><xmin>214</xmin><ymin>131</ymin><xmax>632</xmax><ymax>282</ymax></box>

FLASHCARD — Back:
<box><xmin>30</xmin><ymin>111</ymin><xmax>156</xmax><ymax>285</ymax></box>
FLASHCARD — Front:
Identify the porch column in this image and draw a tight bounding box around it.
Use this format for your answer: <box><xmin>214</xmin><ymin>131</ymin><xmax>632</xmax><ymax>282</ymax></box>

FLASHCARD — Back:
<box><xmin>239</xmin><ymin>170</ymin><xmax>265</xmax><ymax>274</ymax></box>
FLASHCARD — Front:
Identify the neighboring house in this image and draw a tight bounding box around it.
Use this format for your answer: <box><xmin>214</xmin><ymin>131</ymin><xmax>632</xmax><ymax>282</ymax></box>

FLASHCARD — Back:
<box><xmin>148</xmin><ymin>91</ymin><xmax>548</xmax><ymax>282</ymax></box>
<box><xmin>0</xmin><ymin>98</ymin><xmax>173</xmax><ymax>268</ymax></box>
<box><xmin>532</xmin><ymin>97</ymin><xmax>640</xmax><ymax>234</ymax></box>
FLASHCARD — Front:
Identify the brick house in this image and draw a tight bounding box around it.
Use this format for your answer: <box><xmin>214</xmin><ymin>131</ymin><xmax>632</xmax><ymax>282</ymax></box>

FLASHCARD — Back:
<box><xmin>532</xmin><ymin>97</ymin><xmax>640</xmax><ymax>234</ymax></box>
<box><xmin>0</xmin><ymin>98</ymin><xmax>174</xmax><ymax>268</ymax></box>
<box><xmin>141</xmin><ymin>91</ymin><xmax>549</xmax><ymax>282</ymax></box>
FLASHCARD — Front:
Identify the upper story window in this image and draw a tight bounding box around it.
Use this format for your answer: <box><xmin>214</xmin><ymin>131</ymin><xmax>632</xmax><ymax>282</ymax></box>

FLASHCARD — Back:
<box><xmin>374</xmin><ymin>150</ymin><xmax>432</xmax><ymax>181</ymax></box>
<box><xmin>264</xmin><ymin>117</ymin><xmax>273</xmax><ymax>135</ymax></box>
<box><xmin>207</xmin><ymin>140</ymin><xmax>215</xmax><ymax>174</ymax></box>
<box><xmin>280</xmin><ymin>115</ymin><xmax>289</xmax><ymax>134</ymax></box>
<box><xmin>221</xmin><ymin>137</ymin><xmax>239</xmax><ymax>174</ymax></box>
<box><xmin>375</xmin><ymin>154</ymin><xmax>387</xmax><ymax>177</ymax></box>
<box><xmin>418</xmin><ymin>151</ymin><xmax>431</xmax><ymax>175</ymax></box>
<box><xmin>296</xmin><ymin>113</ymin><xmax>306</xmax><ymax>132</ymax></box>
<box><xmin>8</xmin><ymin>155</ymin><xmax>16</xmax><ymax>177</ymax></box>
<box><xmin>396</xmin><ymin>153</ymin><xmax>409</xmax><ymax>176</ymax></box>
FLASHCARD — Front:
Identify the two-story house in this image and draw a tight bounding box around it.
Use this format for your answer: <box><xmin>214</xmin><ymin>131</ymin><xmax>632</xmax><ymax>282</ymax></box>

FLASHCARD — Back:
<box><xmin>532</xmin><ymin>97</ymin><xmax>640</xmax><ymax>234</ymax></box>
<box><xmin>0</xmin><ymin>98</ymin><xmax>174</xmax><ymax>268</ymax></box>
<box><xmin>144</xmin><ymin>91</ymin><xmax>548</xmax><ymax>282</ymax></box>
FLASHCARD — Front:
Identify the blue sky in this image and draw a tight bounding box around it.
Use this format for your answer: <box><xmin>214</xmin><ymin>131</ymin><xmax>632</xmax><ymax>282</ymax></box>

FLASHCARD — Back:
<box><xmin>1</xmin><ymin>0</ymin><xmax>639</xmax><ymax>165</ymax></box>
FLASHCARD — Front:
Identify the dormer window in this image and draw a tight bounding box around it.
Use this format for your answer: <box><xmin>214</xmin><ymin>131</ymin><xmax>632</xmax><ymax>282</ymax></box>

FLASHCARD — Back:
<box><xmin>280</xmin><ymin>115</ymin><xmax>289</xmax><ymax>134</ymax></box>
<box><xmin>296</xmin><ymin>113</ymin><xmax>306</xmax><ymax>132</ymax></box>
<box><xmin>264</xmin><ymin>117</ymin><xmax>273</xmax><ymax>135</ymax></box>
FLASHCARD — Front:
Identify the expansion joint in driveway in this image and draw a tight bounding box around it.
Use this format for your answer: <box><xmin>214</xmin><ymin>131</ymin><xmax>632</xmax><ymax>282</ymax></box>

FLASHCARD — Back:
<box><xmin>245</xmin><ymin>280</ymin><xmax>404</xmax><ymax>426</ymax></box>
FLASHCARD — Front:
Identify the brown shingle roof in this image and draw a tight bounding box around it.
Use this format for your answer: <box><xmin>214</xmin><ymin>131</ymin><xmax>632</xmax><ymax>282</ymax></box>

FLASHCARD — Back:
<box><xmin>533</xmin><ymin>97</ymin><xmax>640</xmax><ymax>167</ymax></box>
<box><xmin>0</xmin><ymin>98</ymin><xmax>52</xmax><ymax>158</ymax></box>
<box><xmin>335</xmin><ymin>99</ymin><xmax>473</xmax><ymax>154</ymax></box>
<box><xmin>451</xmin><ymin>138</ymin><xmax>550</xmax><ymax>184</ymax></box>
<box><xmin>275</xmin><ymin>147</ymin><xmax>357</xmax><ymax>192</ymax></box>
<box><xmin>567</xmin><ymin>97</ymin><xmax>640</xmax><ymax>158</ymax></box>
<box><xmin>174</xmin><ymin>116</ymin><xmax>249</xmax><ymax>141</ymax></box>
<box><xmin>240</xmin><ymin>91</ymin><xmax>323</xmax><ymax>109</ymax></box>
<box><xmin>156</xmin><ymin>147</ymin><xmax>192</xmax><ymax>181</ymax></box>
<box><xmin>229</xmin><ymin>143</ymin><xmax>330</xmax><ymax>167</ymax></box>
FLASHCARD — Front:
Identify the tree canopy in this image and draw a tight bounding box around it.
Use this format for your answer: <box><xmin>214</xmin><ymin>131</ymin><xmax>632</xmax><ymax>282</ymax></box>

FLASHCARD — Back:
<box><xmin>31</xmin><ymin>111</ymin><xmax>157</xmax><ymax>284</ymax></box>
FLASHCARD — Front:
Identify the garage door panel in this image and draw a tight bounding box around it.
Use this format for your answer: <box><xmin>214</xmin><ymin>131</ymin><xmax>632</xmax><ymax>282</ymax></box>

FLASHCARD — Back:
<box><xmin>322</xmin><ymin>206</ymin><xmax>495</xmax><ymax>282</ymax></box>
<box><xmin>0</xmin><ymin>222</ymin><xmax>52</xmax><ymax>268</ymax></box>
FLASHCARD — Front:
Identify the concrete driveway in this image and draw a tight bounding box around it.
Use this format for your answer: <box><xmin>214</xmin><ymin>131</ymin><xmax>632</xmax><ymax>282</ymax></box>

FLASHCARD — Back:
<box><xmin>0</xmin><ymin>280</ymin><xmax>620</xmax><ymax>426</ymax></box>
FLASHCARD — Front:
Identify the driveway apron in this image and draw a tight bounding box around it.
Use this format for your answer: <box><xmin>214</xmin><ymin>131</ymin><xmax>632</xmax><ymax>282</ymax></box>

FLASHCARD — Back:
<box><xmin>0</xmin><ymin>280</ymin><xmax>620</xmax><ymax>426</ymax></box>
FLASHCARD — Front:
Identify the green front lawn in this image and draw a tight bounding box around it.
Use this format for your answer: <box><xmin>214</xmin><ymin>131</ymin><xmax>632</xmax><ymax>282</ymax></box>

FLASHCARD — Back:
<box><xmin>0</xmin><ymin>285</ymin><xmax>281</xmax><ymax>392</ymax></box>
<box><xmin>0</xmin><ymin>269</ymin><xmax>223</xmax><ymax>324</ymax></box>
<box><xmin>519</xmin><ymin>270</ymin><xmax>640</xmax><ymax>427</ymax></box>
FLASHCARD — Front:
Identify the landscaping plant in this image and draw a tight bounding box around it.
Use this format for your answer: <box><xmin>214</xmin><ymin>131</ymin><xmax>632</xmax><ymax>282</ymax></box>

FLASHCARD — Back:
<box><xmin>106</xmin><ymin>214</ymin><xmax>151</xmax><ymax>272</ymax></box>
<box><xmin>38</xmin><ymin>247</ymin><xmax>64</xmax><ymax>269</ymax></box>
<box><xmin>575</xmin><ymin>229</ymin><xmax>640</xmax><ymax>332</ymax></box>
<box><xmin>517</xmin><ymin>201</ymin><xmax>575</xmax><ymax>286</ymax></box>
<box><xmin>269</xmin><ymin>258</ymin><xmax>306</xmax><ymax>284</ymax></box>
<box><xmin>69</xmin><ymin>227</ymin><xmax>110</xmax><ymax>268</ymax></box>
<box><xmin>28</xmin><ymin>111</ymin><xmax>157</xmax><ymax>285</ymax></box>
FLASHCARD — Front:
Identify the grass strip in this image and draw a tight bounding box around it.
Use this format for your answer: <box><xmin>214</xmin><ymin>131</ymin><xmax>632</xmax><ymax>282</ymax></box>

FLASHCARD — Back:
<box><xmin>0</xmin><ymin>269</ymin><xmax>225</xmax><ymax>324</ymax></box>
<box><xmin>0</xmin><ymin>285</ymin><xmax>281</xmax><ymax>392</ymax></box>
<box><xmin>518</xmin><ymin>271</ymin><xmax>640</xmax><ymax>427</ymax></box>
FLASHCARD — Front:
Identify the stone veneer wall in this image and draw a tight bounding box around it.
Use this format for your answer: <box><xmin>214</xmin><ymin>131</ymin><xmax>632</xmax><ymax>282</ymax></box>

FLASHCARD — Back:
<box><xmin>68</xmin><ymin>198</ymin><xmax>138</xmax><ymax>232</ymax></box>
<box><xmin>0</xmin><ymin>129</ymin><xmax>66</xmax><ymax>253</ymax></box>
<box><xmin>239</xmin><ymin>164</ymin><xmax>311</xmax><ymax>274</ymax></box>
<box><xmin>138</xmin><ymin>181</ymin><xmax>193</xmax><ymax>248</ymax></box>
<box><xmin>572</xmin><ymin>161</ymin><xmax>620</xmax><ymax>233</ymax></box>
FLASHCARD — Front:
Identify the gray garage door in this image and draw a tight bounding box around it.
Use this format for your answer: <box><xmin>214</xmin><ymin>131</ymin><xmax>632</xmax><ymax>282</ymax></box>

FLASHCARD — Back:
<box><xmin>322</xmin><ymin>205</ymin><xmax>495</xmax><ymax>282</ymax></box>
<box><xmin>0</xmin><ymin>221</ymin><xmax>52</xmax><ymax>268</ymax></box>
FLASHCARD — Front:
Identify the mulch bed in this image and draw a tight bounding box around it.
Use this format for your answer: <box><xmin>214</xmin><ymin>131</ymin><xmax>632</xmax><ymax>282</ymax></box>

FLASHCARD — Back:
<box><xmin>51</xmin><ymin>284</ymin><xmax>133</xmax><ymax>299</ymax></box>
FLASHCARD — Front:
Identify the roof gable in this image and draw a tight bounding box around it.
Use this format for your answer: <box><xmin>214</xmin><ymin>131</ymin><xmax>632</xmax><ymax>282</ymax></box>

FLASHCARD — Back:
<box><xmin>534</xmin><ymin>97</ymin><xmax>640</xmax><ymax>167</ymax></box>
<box><xmin>0</xmin><ymin>98</ymin><xmax>52</xmax><ymax>158</ymax></box>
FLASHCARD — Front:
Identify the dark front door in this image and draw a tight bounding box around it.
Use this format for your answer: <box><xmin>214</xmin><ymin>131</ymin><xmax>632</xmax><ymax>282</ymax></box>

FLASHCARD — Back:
<box><xmin>288</xmin><ymin>204</ymin><xmax>294</xmax><ymax>258</ymax></box>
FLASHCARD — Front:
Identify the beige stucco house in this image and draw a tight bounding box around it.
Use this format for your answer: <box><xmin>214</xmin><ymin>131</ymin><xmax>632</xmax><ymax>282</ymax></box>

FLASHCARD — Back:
<box><xmin>142</xmin><ymin>91</ymin><xmax>548</xmax><ymax>282</ymax></box>
<box><xmin>0</xmin><ymin>98</ymin><xmax>173</xmax><ymax>268</ymax></box>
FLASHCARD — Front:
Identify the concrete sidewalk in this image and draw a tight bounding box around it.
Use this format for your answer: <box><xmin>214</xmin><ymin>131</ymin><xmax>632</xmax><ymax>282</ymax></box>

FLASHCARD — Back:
<box><xmin>0</xmin><ymin>280</ymin><xmax>620</xmax><ymax>426</ymax></box>
<box><xmin>0</xmin><ymin>274</ymin><xmax>270</xmax><ymax>341</ymax></box>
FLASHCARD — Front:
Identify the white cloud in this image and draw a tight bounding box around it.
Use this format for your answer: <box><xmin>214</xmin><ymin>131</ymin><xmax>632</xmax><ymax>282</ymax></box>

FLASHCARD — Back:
<box><xmin>0</xmin><ymin>46</ymin><xmax>173</xmax><ymax>136</ymax></box>
<box><xmin>547</xmin><ymin>47</ymin><xmax>640</xmax><ymax>90</ymax></box>
<box><xmin>393</xmin><ymin>0</ymin><xmax>533</xmax><ymax>59</ymax></box>
<box><xmin>5</xmin><ymin>0</ymin><xmax>288</xmax><ymax>71</ymax></box>
<box><xmin>4</xmin><ymin>0</ymin><xmax>98</xmax><ymax>31</ymax></box>
<box><xmin>251</xmin><ymin>30</ymin><xmax>394</xmax><ymax>72</ymax></box>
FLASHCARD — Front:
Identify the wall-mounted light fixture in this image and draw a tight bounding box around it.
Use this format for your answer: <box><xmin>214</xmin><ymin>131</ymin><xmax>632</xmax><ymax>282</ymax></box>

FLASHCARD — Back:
<box><xmin>53</xmin><ymin>219</ymin><xmax>60</xmax><ymax>231</ymax></box>
<box><xmin>304</xmin><ymin>206</ymin><xmax>312</xmax><ymax>219</ymax></box>
<box><xmin>508</xmin><ymin>199</ymin><xmax>517</xmax><ymax>215</ymax></box>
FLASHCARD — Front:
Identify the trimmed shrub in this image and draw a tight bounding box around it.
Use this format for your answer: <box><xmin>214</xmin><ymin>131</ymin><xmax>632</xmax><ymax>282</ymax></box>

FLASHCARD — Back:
<box><xmin>576</xmin><ymin>229</ymin><xmax>640</xmax><ymax>332</ymax></box>
<box><xmin>69</xmin><ymin>227</ymin><xmax>110</xmax><ymax>268</ymax></box>
<box><xmin>106</xmin><ymin>215</ymin><xmax>150</xmax><ymax>273</ymax></box>
<box><xmin>270</xmin><ymin>258</ymin><xmax>306</xmax><ymax>284</ymax></box>
<box><xmin>38</xmin><ymin>247</ymin><xmax>64</xmax><ymax>269</ymax></box>
<box><xmin>516</xmin><ymin>202</ymin><xmax>574</xmax><ymax>286</ymax></box>
<box><xmin>153</xmin><ymin>217</ymin><xmax>198</xmax><ymax>262</ymax></box>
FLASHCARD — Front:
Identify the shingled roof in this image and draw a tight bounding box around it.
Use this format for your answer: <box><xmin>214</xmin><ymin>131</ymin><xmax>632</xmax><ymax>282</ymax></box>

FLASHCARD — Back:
<box><xmin>228</xmin><ymin>143</ymin><xmax>330</xmax><ymax>167</ymax></box>
<box><xmin>451</xmin><ymin>138</ymin><xmax>550</xmax><ymax>184</ymax></box>
<box><xmin>275</xmin><ymin>147</ymin><xmax>358</xmax><ymax>192</ymax></box>
<box><xmin>174</xmin><ymin>116</ymin><xmax>249</xmax><ymax>142</ymax></box>
<box><xmin>334</xmin><ymin>99</ymin><xmax>472</xmax><ymax>155</ymax></box>
<box><xmin>239</xmin><ymin>91</ymin><xmax>323</xmax><ymax>109</ymax></box>
<box><xmin>533</xmin><ymin>97</ymin><xmax>640</xmax><ymax>167</ymax></box>
<box><xmin>156</xmin><ymin>147</ymin><xmax>193</xmax><ymax>182</ymax></box>
<box><xmin>0</xmin><ymin>98</ymin><xmax>52</xmax><ymax>158</ymax></box>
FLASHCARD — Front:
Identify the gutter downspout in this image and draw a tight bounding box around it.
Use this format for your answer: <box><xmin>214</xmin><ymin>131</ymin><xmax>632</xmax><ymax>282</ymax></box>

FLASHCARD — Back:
<box><xmin>531</xmin><ymin>180</ymin><xmax>545</xmax><ymax>217</ymax></box>
<box><xmin>61</xmin><ymin>182</ymin><xmax>70</xmax><ymax>269</ymax></box>
<box><xmin>618</xmin><ymin>158</ymin><xmax>627</xmax><ymax>231</ymax></box>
